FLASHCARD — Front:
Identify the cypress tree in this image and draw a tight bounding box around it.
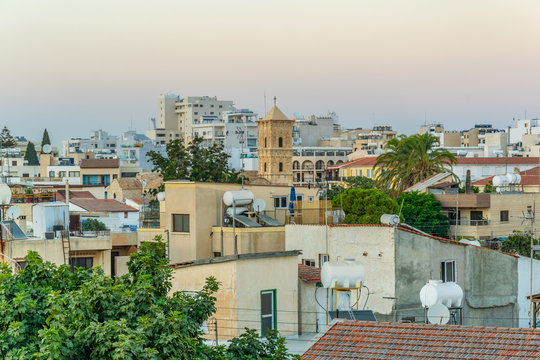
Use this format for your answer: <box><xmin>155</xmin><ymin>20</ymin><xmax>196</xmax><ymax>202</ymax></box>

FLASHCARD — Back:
<box><xmin>41</xmin><ymin>128</ymin><xmax>51</xmax><ymax>148</ymax></box>
<box><xmin>24</xmin><ymin>142</ymin><xmax>39</xmax><ymax>165</ymax></box>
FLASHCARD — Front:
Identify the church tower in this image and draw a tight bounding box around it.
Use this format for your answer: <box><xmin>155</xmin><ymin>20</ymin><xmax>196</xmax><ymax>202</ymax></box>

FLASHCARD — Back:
<box><xmin>257</xmin><ymin>103</ymin><xmax>294</xmax><ymax>185</ymax></box>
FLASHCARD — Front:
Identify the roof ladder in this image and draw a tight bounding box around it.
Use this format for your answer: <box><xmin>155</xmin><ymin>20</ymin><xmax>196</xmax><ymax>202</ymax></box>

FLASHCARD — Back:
<box><xmin>61</xmin><ymin>230</ymin><xmax>71</xmax><ymax>266</ymax></box>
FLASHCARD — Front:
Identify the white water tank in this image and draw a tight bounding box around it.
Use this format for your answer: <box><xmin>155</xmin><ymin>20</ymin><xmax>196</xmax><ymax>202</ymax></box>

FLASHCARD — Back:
<box><xmin>321</xmin><ymin>260</ymin><xmax>365</xmax><ymax>288</ymax></box>
<box><xmin>514</xmin><ymin>174</ymin><xmax>521</xmax><ymax>184</ymax></box>
<box><xmin>420</xmin><ymin>280</ymin><xmax>463</xmax><ymax>308</ymax></box>
<box><xmin>380</xmin><ymin>214</ymin><xmax>400</xmax><ymax>226</ymax></box>
<box><xmin>223</xmin><ymin>189</ymin><xmax>254</xmax><ymax>207</ymax></box>
<box><xmin>226</xmin><ymin>207</ymin><xmax>248</xmax><ymax>217</ymax></box>
<box><xmin>492</xmin><ymin>175</ymin><xmax>508</xmax><ymax>187</ymax></box>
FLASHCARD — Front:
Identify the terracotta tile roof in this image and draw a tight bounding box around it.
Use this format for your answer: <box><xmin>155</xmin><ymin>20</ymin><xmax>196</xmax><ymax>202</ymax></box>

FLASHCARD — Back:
<box><xmin>115</xmin><ymin>178</ymin><xmax>142</xmax><ymax>190</ymax></box>
<box><xmin>69</xmin><ymin>198</ymin><xmax>138</xmax><ymax>212</ymax></box>
<box><xmin>473</xmin><ymin>166</ymin><xmax>540</xmax><ymax>186</ymax></box>
<box><xmin>327</xmin><ymin>157</ymin><xmax>378</xmax><ymax>170</ymax></box>
<box><xmin>55</xmin><ymin>190</ymin><xmax>95</xmax><ymax>201</ymax></box>
<box><xmin>80</xmin><ymin>158</ymin><xmax>120</xmax><ymax>168</ymax></box>
<box><xmin>455</xmin><ymin>157</ymin><xmax>539</xmax><ymax>165</ymax></box>
<box><xmin>302</xmin><ymin>320</ymin><xmax>540</xmax><ymax>359</ymax></box>
<box><xmin>298</xmin><ymin>264</ymin><xmax>321</xmax><ymax>283</ymax></box>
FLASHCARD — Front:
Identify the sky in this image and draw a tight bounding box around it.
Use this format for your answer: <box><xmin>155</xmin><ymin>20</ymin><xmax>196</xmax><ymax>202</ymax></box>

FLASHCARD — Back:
<box><xmin>1</xmin><ymin>0</ymin><xmax>540</xmax><ymax>145</ymax></box>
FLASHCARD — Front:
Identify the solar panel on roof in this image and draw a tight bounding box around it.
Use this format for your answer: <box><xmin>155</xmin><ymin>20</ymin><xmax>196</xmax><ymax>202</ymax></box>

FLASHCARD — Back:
<box><xmin>328</xmin><ymin>310</ymin><xmax>377</xmax><ymax>321</ymax></box>
<box><xmin>232</xmin><ymin>214</ymin><xmax>261</xmax><ymax>227</ymax></box>
<box><xmin>256</xmin><ymin>214</ymin><xmax>283</xmax><ymax>226</ymax></box>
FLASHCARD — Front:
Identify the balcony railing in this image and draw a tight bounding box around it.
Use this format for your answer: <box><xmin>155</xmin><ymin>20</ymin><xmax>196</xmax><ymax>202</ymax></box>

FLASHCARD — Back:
<box><xmin>449</xmin><ymin>219</ymin><xmax>490</xmax><ymax>226</ymax></box>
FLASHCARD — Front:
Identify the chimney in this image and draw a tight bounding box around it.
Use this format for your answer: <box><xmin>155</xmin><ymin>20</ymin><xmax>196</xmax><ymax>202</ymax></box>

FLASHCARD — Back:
<box><xmin>465</xmin><ymin>170</ymin><xmax>471</xmax><ymax>194</ymax></box>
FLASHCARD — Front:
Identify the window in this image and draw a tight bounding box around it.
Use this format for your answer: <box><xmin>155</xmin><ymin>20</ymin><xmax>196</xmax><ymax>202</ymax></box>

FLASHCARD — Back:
<box><xmin>279</xmin><ymin>162</ymin><xmax>283</xmax><ymax>172</ymax></box>
<box><xmin>260</xmin><ymin>289</ymin><xmax>276</xmax><ymax>337</ymax></box>
<box><xmin>302</xmin><ymin>259</ymin><xmax>315</xmax><ymax>267</ymax></box>
<box><xmin>69</xmin><ymin>171</ymin><xmax>79</xmax><ymax>177</ymax></box>
<box><xmin>11</xmin><ymin>161</ymin><xmax>16</xmax><ymax>166</ymax></box>
<box><xmin>70</xmin><ymin>257</ymin><xmax>93</xmax><ymax>270</ymax></box>
<box><xmin>500</xmin><ymin>210</ymin><xmax>509</xmax><ymax>222</ymax></box>
<box><xmin>172</xmin><ymin>214</ymin><xmax>190</xmax><ymax>232</ymax></box>
<box><xmin>22</xmin><ymin>173</ymin><xmax>29</xmax><ymax>178</ymax></box>
<box><xmin>264</xmin><ymin>138</ymin><xmax>267</xmax><ymax>147</ymax></box>
<box><xmin>470</xmin><ymin>211</ymin><xmax>483</xmax><ymax>224</ymax></box>
<box><xmin>441</xmin><ymin>260</ymin><xmax>456</xmax><ymax>282</ymax></box>
<box><xmin>49</xmin><ymin>171</ymin><xmax>55</xmax><ymax>177</ymax></box>
<box><xmin>124</xmin><ymin>212</ymin><xmax>128</xmax><ymax>219</ymax></box>
<box><xmin>273</xmin><ymin>196</ymin><xmax>288</xmax><ymax>209</ymax></box>
<box><xmin>319</xmin><ymin>254</ymin><xmax>329</xmax><ymax>267</ymax></box>
<box><xmin>278</xmin><ymin>137</ymin><xmax>283</xmax><ymax>148</ymax></box>
<box><xmin>264</xmin><ymin>163</ymin><xmax>267</xmax><ymax>172</ymax></box>
<box><xmin>16</xmin><ymin>261</ymin><xmax>26</xmax><ymax>270</ymax></box>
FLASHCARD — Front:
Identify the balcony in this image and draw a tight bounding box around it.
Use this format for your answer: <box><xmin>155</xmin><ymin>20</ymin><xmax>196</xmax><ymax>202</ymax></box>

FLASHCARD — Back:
<box><xmin>433</xmin><ymin>193</ymin><xmax>491</xmax><ymax>208</ymax></box>
<box><xmin>450</xmin><ymin>219</ymin><xmax>490</xmax><ymax>226</ymax></box>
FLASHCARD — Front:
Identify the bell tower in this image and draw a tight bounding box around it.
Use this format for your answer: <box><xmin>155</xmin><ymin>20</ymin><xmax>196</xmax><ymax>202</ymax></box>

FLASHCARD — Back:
<box><xmin>257</xmin><ymin>101</ymin><xmax>293</xmax><ymax>185</ymax></box>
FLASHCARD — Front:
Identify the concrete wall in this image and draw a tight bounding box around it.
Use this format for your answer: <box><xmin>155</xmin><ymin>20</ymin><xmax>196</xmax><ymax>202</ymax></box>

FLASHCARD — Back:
<box><xmin>395</xmin><ymin>229</ymin><xmax>518</xmax><ymax>327</ymax></box>
<box><xmin>211</xmin><ymin>226</ymin><xmax>285</xmax><ymax>256</ymax></box>
<box><xmin>517</xmin><ymin>256</ymin><xmax>540</xmax><ymax>328</ymax></box>
<box><xmin>170</xmin><ymin>253</ymin><xmax>298</xmax><ymax>340</ymax></box>
<box><xmin>8</xmin><ymin>236</ymin><xmax>112</xmax><ymax>276</ymax></box>
<box><xmin>285</xmin><ymin>225</ymin><xmax>396</xmax><ymax>316</ymax></box>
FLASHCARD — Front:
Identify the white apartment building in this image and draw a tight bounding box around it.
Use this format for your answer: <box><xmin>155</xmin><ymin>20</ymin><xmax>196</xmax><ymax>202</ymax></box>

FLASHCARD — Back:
<box><xmin>192</xmin><ymin>109</ymin><xmax>259</xmax><ymax>171</ymax></box>
<box><xmin>147</xmin><ymin>94</ymin><xmax>235</xmax><ymax>144</ymax></box>
<box><xmin>116</xmin><ymin>131</ymin><xmax>165</xmax><ymax>170</ymax></box>
<box><xmin>292</xmin><ymin>114</ymin><xmax>338</xmax><ymax>147</ymax></box>
<box><xmin>62</xmin><ymin>130</ymin><xmax>118</xmax><ymax>158</ymax></box>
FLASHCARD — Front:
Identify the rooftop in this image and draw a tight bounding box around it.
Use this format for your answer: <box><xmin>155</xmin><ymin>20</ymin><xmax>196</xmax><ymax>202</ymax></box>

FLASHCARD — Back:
<box><xmin>473</xmin><ymin>165</ymin><xmax>540</xmax><ymax>186</ymax></box>
<box><xmin>80</xmin><ymin>158</ymin><xmax>120</xmax><ymax>168</ymax></box>
<box><xmin>302</xmin><ymin>320</ymin><xmax>540</xmax><ymax>359</ymax></box>
<box><xmin>298</xmin><ymin>264</ymin><xmax>321</xmax><ymax>284</ymax></box>
<box><xmin>70</xmin><ymin>198</ymin><xmax>138</xmax><ymax>212</ymax></box>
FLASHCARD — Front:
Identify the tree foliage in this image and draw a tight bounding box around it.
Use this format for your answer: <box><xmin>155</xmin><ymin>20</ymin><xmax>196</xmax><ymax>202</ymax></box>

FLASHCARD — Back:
<box><xmin>0</xmin><ymin>126</ymin><xmax>16</xmax><ymax>148</ymax></box>
<box><xmin>41</xmin><ymin>129</ymin><xmax>51</xmax><ymax>148</ymax></box>
<box><xmin>396</xmin><ymin>192</ymin><xmax>450</xmax><ymax>238</ymax></box>
<box><xmin>374</xmin><ymin>133</ymin><xmax>456</xmax><ymax>197</ymax></box>
<box><xmin>501</xmin><ymin>231</ymin><xmax>540</xmax><ymax>259</ymax></box>
<box><xmin>333</xmin><ymin>189</ymin><xmax>398</xmax><ymax>224</ymax></box>
<box><xmin>344</xmin><ymin>176</ymin><xmax>375</xmax><ymax>189</ymax></box>
<box><xmin>24</xmin><ymin>142</ymin><xmax>39</xmax><ymax>165</ymax></box>
<box><xmin>0</xmin><ymin>236</ymin><xmax>298</xmax><ymax>359</ymax></box>
<box><xmin>147</xmin><ymin>137</ymin><xmax>241</xmax><ymax>194</ymax></box>
<box><xmin>82</xmin><ymin>218</ymin><xmax>107</xmax><ymax>232</ymax></box>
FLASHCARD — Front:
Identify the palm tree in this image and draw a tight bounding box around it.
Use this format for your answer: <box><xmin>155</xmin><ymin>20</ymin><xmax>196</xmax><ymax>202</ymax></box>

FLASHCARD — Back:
<box><xmin>374</xmin><ymin>133</ymin><xmax>456</xmax><ymax>197</ymax></box>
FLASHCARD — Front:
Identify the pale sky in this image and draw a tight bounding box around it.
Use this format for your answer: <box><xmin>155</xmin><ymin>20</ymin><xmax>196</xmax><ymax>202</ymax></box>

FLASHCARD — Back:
<box><xmin>1</xmin><ymin>0</ymin><xmax>540</xmax><ymax>145</ymax></box>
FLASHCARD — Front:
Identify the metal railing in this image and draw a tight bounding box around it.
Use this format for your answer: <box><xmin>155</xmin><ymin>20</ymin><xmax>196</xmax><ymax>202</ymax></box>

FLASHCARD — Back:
<box><xmin>449</xmin><ymin>219</ymin><xmax>490</xmax><ymax>226</ymax></box>
<box><xmin>261</xmin><ymin>208</ymin><xmax>345</xmax><ymax>226</ymax></box>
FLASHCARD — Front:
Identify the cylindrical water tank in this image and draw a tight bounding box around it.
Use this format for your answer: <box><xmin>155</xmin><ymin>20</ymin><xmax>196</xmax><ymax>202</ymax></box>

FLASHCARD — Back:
<box><xmin>505</xmin><ymin>173</ymin><xmax>516</xmax><ymax>185</ymax></box>
<box><xmin>514</xmin><ymin>174</ymin><xmax>521</xmax><ymax>184</ymax></box>
<box><xmin>226</xmin><ymin>207</ymin><xmax>248</xmax><ymax>217</ymax></box>
<box><xmin>380</xmin><ymin>214</ymin><xmax>400</xmax><ymax>226</ymax></box>
<box><xmin>0</xmin><ymin>183</ymin><xmax>11</xmax><ymax>205</ymax></box>
<box><xmin>493</xmin><ymin>175</ymin><xmax>508</xmax><ymax>187</ymax></box>
<box><xmin>321</xmin><ymin>260</ymin><xmax>365</xmax><ymax>288</ymax></box>
<box><xmin>223</xmin><ymin>189</ymin><xmax>254</xmax><ymax>207</ymax></box>
<box><xmin>420</xmin><ymin>280</ymin><xmax>463</xmax><ymax>308</ymax></box>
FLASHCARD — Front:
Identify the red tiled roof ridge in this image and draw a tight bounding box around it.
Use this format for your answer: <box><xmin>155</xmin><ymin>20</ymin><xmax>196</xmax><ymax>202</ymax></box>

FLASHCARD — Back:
<box><xmin>298</xmin><ymin>264</ymin><xmax>321</xmax><ymax>283</ymax></box>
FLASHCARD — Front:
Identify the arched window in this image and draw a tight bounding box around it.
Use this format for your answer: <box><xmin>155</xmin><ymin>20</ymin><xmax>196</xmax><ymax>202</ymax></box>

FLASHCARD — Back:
<box><xmin>264</xmin><ymin>163</ymin><xmax>267</xmax><ymax>172</ymax></box>
<box><xmin>278</xmin><ymin>137</ymin><xmax>283</xmax><ymax>148</ymax></box>
<box><xmin>279</xmin><ymin>162</ymin><xmax>283</xmax><ymax>172</ymax></box>
<box><xmin>264</xmin><ymin>138</ymin><xmax>267</xmax><ymax>147</ymax></box>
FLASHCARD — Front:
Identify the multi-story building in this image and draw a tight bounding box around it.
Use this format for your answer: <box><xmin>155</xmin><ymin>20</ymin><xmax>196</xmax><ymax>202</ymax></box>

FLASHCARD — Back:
<box><xmin>192</xmin><ymin>109</ymin><xmax>259</xmax><ymax>171</ymax></box>
<box><xmin>62</xmin><ymin>129</ymin><xmax>118</xmax><ymax>158</ymax></box>
<box><xmin>116</xmin><ymin>131</ymin><xmax>165</xmax><ymax>170</ymax></box>
<box><xmin>292</xmin><ymin>147</ymin><xmax>351</xmax><ymax>185</ymax></box>
<box><xmin>508</xmin><ymin>119</ymin><xmax>540</xmax><ymax>157</ymax></box>
<box><xmin>292</xmin><ymin>113</ymin><xmax>338</xmax><ymax>147</ymax></box>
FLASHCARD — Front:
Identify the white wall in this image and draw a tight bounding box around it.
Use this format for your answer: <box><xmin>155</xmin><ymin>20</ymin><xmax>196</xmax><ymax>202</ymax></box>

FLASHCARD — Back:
<box><xmin>285</xmin><ymin>225</ymin><xmax>396</xmax><ymax>315</ymax></box>
<box><xmin>517</xmin><ymin>256</ymin><xmax>540</xmax><ymax>328</ymax></box>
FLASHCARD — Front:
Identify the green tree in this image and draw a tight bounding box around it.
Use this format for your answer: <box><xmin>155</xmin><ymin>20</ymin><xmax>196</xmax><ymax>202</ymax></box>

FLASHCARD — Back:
<box><xmin>24</xmin><ymin>142</ymin><xmax>39</xmax><ymax>165</ymax></box>
<box><xmin>82</xmin><ymin>218</ymin><xmax>107</xmax><ymax>231</ymax></box>
<box><xmin>483</xmin><ymin>181</ymin><xmax>494</xmax><ymax>193</ymax></box>
<box><xmin>0</xmin><ymin>236</ymin><xmax>298</xmax><ymax>359</ymax></box>
<box><xmin>374</xmin><ymin>133</ymin><xmax>456</xmax><ymax>197</ymax></box>
<box><xmin>41</xmin><ymin>129</ymin><xmax>51</xmax><ymax>148</ymax></box>
<box><xmin>396</xmin><ymin>192</ymin><xmax>450</xmax><ymax>237</ymax></box>
<box><xmin>345</xmin><ymin>176</ymin><xmax>375</xmax><ymax>189</ymax></box>
<box><xmin>501</xmin><ymin>231</ymin><xmax>540</xmax><ymax>259</ymax></box>
<box><xmin>0</xmin><ymin>126</ymin><xmax>16</xmax><ymax>148</ymax></box>
<box><xmin>147</xmin><ymin>137</ymin><xmax>241</xmax><ymax>194</ymax></box>
<box><xmin>333</xmin><ymin>188</ymin><xmax>398</xmax><ymax>224</ymax></box>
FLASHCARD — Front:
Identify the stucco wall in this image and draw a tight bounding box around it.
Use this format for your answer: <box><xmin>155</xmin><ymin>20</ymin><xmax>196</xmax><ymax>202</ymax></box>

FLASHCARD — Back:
<box><xmin>285</xmin><ymin>225</ymin><xmax>397</xmax><ymax>316</ymax></box>
<box><xmin>395</xmin><ymin>229</ymin><xmax>518</xmax><ymax>327</ymax></box>
<box><xmin>170</xmin><ymin>253</ymin><xmax>298</xmax><ymax>340</ymax></box>
<box><xmin>211</xmin><ymin>226</ymin><xmax>285</xmax><ymax>256</ymax></box>
<box><xmin>517</xmin><ymin>256</ymin><xmax>540</xmax><ymax>328</ymax></box>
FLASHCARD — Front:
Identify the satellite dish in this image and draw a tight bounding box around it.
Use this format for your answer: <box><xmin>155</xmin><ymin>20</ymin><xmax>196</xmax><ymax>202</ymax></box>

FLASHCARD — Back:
<box><xmin>6</xmin><ymin>205</ymin><xmax>21</xmax><ymax>220</ymax></box>
<box><xmin>427</xmin><ymin>303</ymin><xmax>450</xmax><ymax>325</ymax></box>
<box><xmin>42</xmin><ymin>144</ymin><xmax>52</xmax><ymax>154</ymax></box>
<box><xmin>253</xmin><ymin>198</ymin><xmax>266</xmax><ymax>212</ymax></box>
